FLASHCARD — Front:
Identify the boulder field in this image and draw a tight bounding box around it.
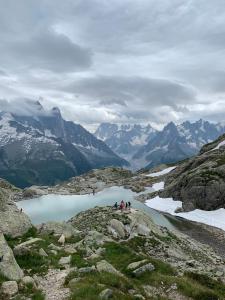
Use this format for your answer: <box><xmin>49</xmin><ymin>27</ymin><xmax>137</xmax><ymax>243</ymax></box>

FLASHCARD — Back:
<box><xmin>0</xmin><ymin>205</ymin><xmax>225</xmax><ymax>299</ymax></box>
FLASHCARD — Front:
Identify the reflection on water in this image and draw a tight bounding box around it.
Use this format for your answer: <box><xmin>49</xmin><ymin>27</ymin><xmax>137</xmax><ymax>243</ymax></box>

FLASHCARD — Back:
<box><xmin>17</xmin><ymin>186</ymin><xmax>174</xmax><ymax>230</ymax></box>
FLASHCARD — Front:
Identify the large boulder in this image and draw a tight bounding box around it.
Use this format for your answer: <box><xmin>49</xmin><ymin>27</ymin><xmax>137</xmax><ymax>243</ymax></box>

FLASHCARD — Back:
<box><xmin>37</xmin><ymin>221</ymin><xmax>81</xmax><ymax>239</ymax></box>
<box><xmin>1</xmin><ymin>281</ymin><xmax>18</xmax><ymax>297</ymax></box>
<box><xmin>96</xmin><ymin>260</ymin><xmax>123</xmax><ymax>277</ymax></box>
<box><xmin>0</xmin><ymin>234</ymin><xmax>24</xmax><ymax>281</ymax></box>
<box><xmin>0</xmin><ymin>183</ymin><xmax>32</xmax><ymax>237</ymax></box>
<box><xmin>108</xmin><ymin>219</ymin><xmax>126</xmax><ymax>239</ymax></box>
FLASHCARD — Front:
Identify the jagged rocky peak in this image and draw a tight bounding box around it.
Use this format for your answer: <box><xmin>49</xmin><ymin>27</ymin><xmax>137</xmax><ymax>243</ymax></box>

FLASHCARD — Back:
<box><xmin>95</xmin><ymin>122</ymin><xmax>157</xmax><ymax>161</ymax></box>
<box><xmin>132</xmin><ymin>119</ymin><xmax>225</xmax><ymax>170</ymax></box>
<box><xmin>0</xmin><ymin>100</ymin><xmax>128</xmax><ymax>188</ymax></box>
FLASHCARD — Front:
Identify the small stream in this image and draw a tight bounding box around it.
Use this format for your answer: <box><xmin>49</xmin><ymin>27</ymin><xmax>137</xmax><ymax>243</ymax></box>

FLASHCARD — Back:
<box><xmin>17</xmin><ymin>186</ymin><xmax>175</xmax><ymax>230</ymax></box>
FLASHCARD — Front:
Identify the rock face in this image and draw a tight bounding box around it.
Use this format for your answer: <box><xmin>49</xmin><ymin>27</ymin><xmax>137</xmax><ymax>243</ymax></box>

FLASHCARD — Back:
<box><xmin>0</xmin><ymin>179</ymin><xmax>32</xmax><ymax>237</ymax></box>
<box><xmin>162</xmin><ymin>133</ymin><xmax>225</xmax><ymax>211</ymax></box>
<box><xmin>0</xmin><ymin>234</ymin><xmax>24</xmax><ymax>281</ymax></box>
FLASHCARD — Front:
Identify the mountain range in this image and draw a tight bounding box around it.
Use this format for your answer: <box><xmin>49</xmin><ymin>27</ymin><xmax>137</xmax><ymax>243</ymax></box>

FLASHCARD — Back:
<box><xmin>0</xmin><ymin>101</ymin><xmax>128</xmax><ymax>188</ymax></box>
<box><xmin>95</xmin><ymin>120</ymin><xmax>225</xmax><ymax>169</ymax></box>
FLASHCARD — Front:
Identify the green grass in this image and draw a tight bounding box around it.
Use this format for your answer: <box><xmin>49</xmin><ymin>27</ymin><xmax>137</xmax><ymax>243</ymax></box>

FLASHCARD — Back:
<box><xmin>103</xmin><ymin>242</ymin><xmax>143</xmax><ymax>273</ymax></box>
<box><xmin>69</xmin><ymin>272</ymin><xmax>136</xmax><ymax>300</ymax></box>
<box><xmin>5</xmin><ymin>226</ymin><xmax>38</xmax><ymax>248</ymax></box>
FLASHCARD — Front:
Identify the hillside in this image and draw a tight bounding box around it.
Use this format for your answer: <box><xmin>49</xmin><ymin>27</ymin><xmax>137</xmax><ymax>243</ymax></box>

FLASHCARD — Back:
<box><xmin>161</xmin><ymin>133</ymin><xmax>225</xmax><ymax>211</ymax></box>
<box><xmin>1</xmin><ymin>204</ymin><xmax>225</xmax><ymax>299</ymax></box>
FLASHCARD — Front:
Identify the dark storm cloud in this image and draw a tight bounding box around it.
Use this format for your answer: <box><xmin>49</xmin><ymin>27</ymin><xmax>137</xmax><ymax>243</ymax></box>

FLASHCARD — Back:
<box><xmin>0</xmin><ymin>0</ymin><xmax>225</xmax><ymax>127</ymax></box>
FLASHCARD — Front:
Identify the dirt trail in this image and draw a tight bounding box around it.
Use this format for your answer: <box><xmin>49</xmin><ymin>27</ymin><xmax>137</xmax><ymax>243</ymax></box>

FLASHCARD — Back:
<box><xmin>38</xmin><ymin>268</ymin><xmax>70</xmax><ymax>300</ymax></box>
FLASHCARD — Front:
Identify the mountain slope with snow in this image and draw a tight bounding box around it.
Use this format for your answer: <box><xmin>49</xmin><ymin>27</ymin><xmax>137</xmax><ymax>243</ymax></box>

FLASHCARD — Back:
<box><xmin>0</xmin><ymin>102</ymin><xmax>128</xmax><ymax>187</ymax></box>
<box><xmin>133</xmin><ymin>119</ymin><xmax>225</xmax><ymax>169</ymax></box>
<box><xmin>95</xmin><ymin>123</ymin><xmax>157</xmax><ymax>160</ymax></box>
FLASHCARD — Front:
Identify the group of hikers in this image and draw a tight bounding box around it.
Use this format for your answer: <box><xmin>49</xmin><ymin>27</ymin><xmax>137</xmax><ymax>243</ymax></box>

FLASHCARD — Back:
<box><xmin>113</xmin><ymin>200</ymin><xmax>131</xmax><ymax>211</ymax></box>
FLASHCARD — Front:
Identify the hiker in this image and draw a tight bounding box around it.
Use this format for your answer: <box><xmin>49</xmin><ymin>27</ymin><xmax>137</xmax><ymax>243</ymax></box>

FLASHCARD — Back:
<box><xmin>20</xmin><ymin>208</ymin><xmax>23</xmax><ymax>213</ymax></box>
<box><xmin>113</xmin><ymin>202</ymin><xmax>118</xmax><ymax>210</ymax></box>
<box><xmin>128</xmin><ymin>201</ymin><xmax>131</xmax><ymax>209</ymax></box>
<box><xmin>120</xmin><ymin>200</ymin><xmax>125</xmax><ymax>210</ymax></box>
<box><xmin>125</xmin><ymin>202</ymin><xmax>128</xmax><ymax>209</ymax></box>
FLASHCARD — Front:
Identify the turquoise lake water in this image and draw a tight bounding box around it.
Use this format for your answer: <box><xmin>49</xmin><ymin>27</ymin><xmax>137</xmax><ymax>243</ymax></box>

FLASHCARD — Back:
<box><xmin>17</xmin><ymin>186</ymin><xmax>174</xmax><ymax>230</ymax></box>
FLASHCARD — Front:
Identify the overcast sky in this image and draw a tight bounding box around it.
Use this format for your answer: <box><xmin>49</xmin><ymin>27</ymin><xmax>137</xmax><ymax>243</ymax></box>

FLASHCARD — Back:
<box><xmin>0</xmin><ymin>0</ymin><xmax>225</xmax><ymax>130</ymax></box>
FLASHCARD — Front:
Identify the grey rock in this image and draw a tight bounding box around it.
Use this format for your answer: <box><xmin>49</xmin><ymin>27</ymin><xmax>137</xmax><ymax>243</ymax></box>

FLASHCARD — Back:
<box><xmin>59</xmin><ymin>256</ymin><xmax>71</xmax><ymax>265</ymax></box>
<box><xmin>48</xmin><ymin>243</ymin><xmax>62</xmax><ymax>251</ymax></box>
<box><xmin>37</xmin><ymin>221</ymin><xmax>80</xmax><ymax>239</ymax></box>
<box><xmin>78</xmin><ymin>266</ymin><xmax>96</xmax><ymax>274</ymax></box>
<box><xmin>1</xmin><ymin>281</ymin><xmax>18</xmax><ymax>296</ymax></box>
<box><xmin>0</xmin><ymin>234</ymin><xmax>24</xmax><ymax>281</ymax></box>
<box><xmin>108</xmin><ymin>219</ymin><xmax>126</xmax><ymax>239</ymax></box>
<box><xmin>0</xmin><ymin>186</ymin><xmax>32</xmax><ymax>237</ymax></box>
<box><xmin>99</xmin><ymin>288</ymin><xmax>113</xmax><ymax>299</ymax></box>
<box><xmin>127</xmin><ymin>259</ymin><xmax>148</xmax><ymax>271</ymax></box>
<box><xmin>22</xmin><ymin>276</ymin><xmax>36</xmax><ymax>287</ymax></box>
<box><xmin>134</xmin><ymin>295</ymin><xmax>145</xmax><ymax>300</ymax></box>
<box><xmin>133</xmin><ymin>263</ymin><xmax>155</xmax><ymax>277</ymax></box>
<box><xmin>68</xmin><ymin>277</ymin><xmax>81</xmax><ymax>288</ymax></box>
<box><xmin>96</xmin><ymin>260</ymin><xmax>123</xmax><ymax>276</ymax></box>
<box><xmin>39</xmin><ymin>248</ymin><xmax>48</xmax><ymax>257</ymax></box>
<box><xmin>84</xmin><ymin>230</ymin><xmax>111</xmax><ymax>247</ymax></box>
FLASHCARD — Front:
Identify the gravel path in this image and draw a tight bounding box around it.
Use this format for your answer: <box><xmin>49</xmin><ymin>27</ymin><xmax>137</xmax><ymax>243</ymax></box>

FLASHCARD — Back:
<box><xmin>38</xmin><ymin>268</ymin><xmax>71</xmax><ymax>300</ymax></box>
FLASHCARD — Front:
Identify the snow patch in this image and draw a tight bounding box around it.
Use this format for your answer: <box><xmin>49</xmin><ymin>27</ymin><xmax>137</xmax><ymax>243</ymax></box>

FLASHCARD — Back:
<box><xmin>147</xmin><ymin>166</ymin><xmax>176</xmax><ymax>177</ymax></box>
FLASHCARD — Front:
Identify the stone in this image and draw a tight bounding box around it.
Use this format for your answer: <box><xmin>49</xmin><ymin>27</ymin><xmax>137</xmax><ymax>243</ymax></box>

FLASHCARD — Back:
<box><xmin>37</xmin><ymin>221</ymin><xmax>81</xmax><ymax>239</ymax></box>
<box><xmin>58</xmin><ymin>234</ymin><xmax>66</xmax><ymax>246</ymax></box>
<box><xmin>64</xmin><ymin>245</ymin><xmax>77</xmax><ymax>254</ymax></box>
<box><xmin>59</xmin><ymin>256</ymin><xmax>71</xmax><ymax>265</ymax></box>
<box><xmin>127</xmin><ymin>260</ymin><xmax>148</xmax><ymax>271</ymax></box>
<box><xmin>84</xmin><ymin>231</ymin><xmax>111</xmax><ymax>247</ymax></box>
<box><xmin>1</xmin><ymin>281</ymin><xmax>18</xmax><ymax>296</ymax></box>
<box><xmin>13</xmin><ymin>245</ymin><xmax>31</xmax><ymax>257</ymax></box>
<box><xmin>108</xmin><ymin>219</ymin><xmax>126</xmax><ymax>239</ymax></box>
<box><xmin>39</xmin><ymin>248</ymin><xmax>48</xmax><ymax>257</ymax></box>
<box><xmin>99</xmin><ymin>288</ymin><xmax>113</xmax><ymax>299</ymax></box>
<box><xmin>96</xmin><ymin>260</ymin><xmax>123</xmax><ymax>276</ymax></box>
<box><xmin>216</xmin><ymin>270</ymin><xmax>224</xmax><ymax>277</ymax></box>
<box><xmin>68</xmin><ymin>277</ymin><xmax>81</xmax><ymax>288</ymax></box>
<box><xmin>95</xmin><ymin>247</ymin><xmax>105</xmax><ymax>255</ymax></box>
<box><xmin>0</xmin><ymin>234</ymin><xmax>24</xmax><ymax>281</ymax></box>
<box><xmin>0</xmin><ymin>186</ymin><xmax>32</xmax><ymax>237</ymax></box>
<box><xmin>13</xmin><ymin>238</ymin><xmax>43</xmax><ymax>255</ymax></box>
<box><xmin>22</xmin><ymin>276</ymin><xmax>36</xmax><ymax>287</ymax></box>
<box><xmin>48</xmin><ymin>243</ymin><xmax>62</xmax><ymax>251</ymax></box>
<box><xmin>50</xmin><ymin>250</ymin><xmax>58</xmax><ymax>255</ymax></box>
<box><xmin>133</xmin><ymin>263</ymin><xmax>155</xmax><ymax>277</ymax></box>
<box><xmin>78</xmin><ymin>266</ymin><xmax>96</xmax><ymax>274</ymax></box>
<box><xmin>134</xmin><ymin>294</ymin><xmax>145</xmax><ymax>300</ymax></box>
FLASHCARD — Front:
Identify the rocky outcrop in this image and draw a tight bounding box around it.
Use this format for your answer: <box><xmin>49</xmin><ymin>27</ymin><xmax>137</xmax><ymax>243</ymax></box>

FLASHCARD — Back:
<box><xmin>0</xmin><ymin>234</ymin><xmax>24</xmax><ymax>281</ymax></box>
<box><xmin>37</xmin><ymin>221</ymin><xmax>81</xmax><ymax>239</ymax></box>
<box><xmin>162</xmin><ymin>134</ymin><xmax>225</xmax><ymax>211</ymax></box>
<box><xmin>0</xmin><ymin>179</ymin><xmax>32</xmax><ymax>237</ymax></box>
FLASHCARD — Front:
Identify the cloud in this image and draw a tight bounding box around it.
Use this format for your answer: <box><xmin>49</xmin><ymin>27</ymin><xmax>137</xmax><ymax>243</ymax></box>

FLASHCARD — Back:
<box><xmin>0</xmin><ymin>30</ymin><xmax>92</xmax><ymax>73</ymax></box>
<box><xmin>65</xmin><ymin>75</ymin><xmax>196</xmax><ymax>107</ymax></box>
<box><xmin>0</xmin><ymin>0</ymin><xmax>224</xmax><ymax>128</ymax></box>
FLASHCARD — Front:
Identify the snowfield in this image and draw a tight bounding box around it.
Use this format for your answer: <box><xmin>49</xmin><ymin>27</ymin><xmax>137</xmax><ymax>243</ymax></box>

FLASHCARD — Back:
<box><xmin>145</xmin><ymin>165</ymin><xmax>225</xmax><ymax>231</ymax></box>
<box><xmin>146</xmin><ymin>166</ymin><xmax>177</xmax><ymax>177</ymax></box>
